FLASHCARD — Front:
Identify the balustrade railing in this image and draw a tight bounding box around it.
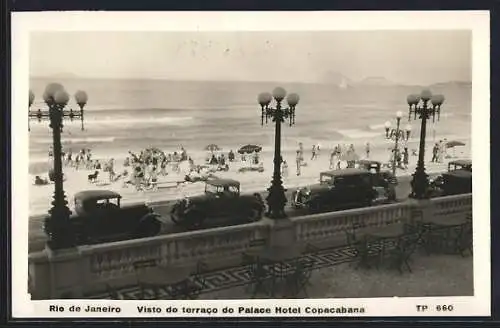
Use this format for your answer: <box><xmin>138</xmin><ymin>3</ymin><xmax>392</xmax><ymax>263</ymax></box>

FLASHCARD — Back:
<box><xmin>430</xmin><ymin>193</ymin><xmax>473</xmax><ymax>220</ymax></box>
<box><xmin>292</xmin><ymin>203</ymin><xmax>411</xmax><ymax>248</ymax></box>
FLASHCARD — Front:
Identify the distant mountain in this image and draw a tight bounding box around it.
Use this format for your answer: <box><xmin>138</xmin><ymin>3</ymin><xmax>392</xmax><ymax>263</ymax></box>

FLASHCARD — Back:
<box><xmin>320</xmin><ymin>71</ymin><xmax>354</xmax><ymax>87</ymax></box>
<box><xmin>354</xmin><ymin>76</ymin><xmax>394</xmax><ymax>87</ymax></box>
<box><xmin>429</xmin><ymin>81</ymin><xmax>472</xmax><ymax>88</ymax></box>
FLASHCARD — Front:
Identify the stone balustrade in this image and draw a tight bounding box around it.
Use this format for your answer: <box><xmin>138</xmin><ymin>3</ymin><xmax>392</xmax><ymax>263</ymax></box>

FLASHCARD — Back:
<box><xmin>293</xmin><ymin>202</ymin><xmax>411</xmax><ymax>249</ymax></box>
<box><xmin>430</xmin><ymin>193</ymin><xmax>473</xmax><ymax>220</ymax></box>
<box><xmin>28</xmin><ymin>193</ymin><xmax>473</xmax><ymax>299</ymax></box>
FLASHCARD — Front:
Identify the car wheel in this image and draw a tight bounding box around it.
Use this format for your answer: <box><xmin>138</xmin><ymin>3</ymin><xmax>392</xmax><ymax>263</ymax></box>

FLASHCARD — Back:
<box><xmin>308</xmin><ymin>200</ymin><xmax>322</xmax><ymax>213</ymax></box>
<box><xmin>136</xmin><ymin>215</ymin><xmax>162</xmax><ymax>238</ymax></box>
<box><xmin>248</xmin><ymin>206</ymin><xmax>262</xmax><ymax>222</ymax></box>
<box><xmin>185</xmin><ymin>210</ymin><xmax>205</xmax><ymax>229</ymax></box>
<box><xmin>170</xmin><ymin>204</ymin><xmax>182</xmax><ymax>224</ymax></box>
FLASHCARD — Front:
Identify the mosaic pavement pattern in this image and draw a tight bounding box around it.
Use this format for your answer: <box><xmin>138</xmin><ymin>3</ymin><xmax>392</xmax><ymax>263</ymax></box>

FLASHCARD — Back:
<box><xmin>87</xmin><ymin>240</ymin><xmax>398</xmax><ymax>300</ymax></box>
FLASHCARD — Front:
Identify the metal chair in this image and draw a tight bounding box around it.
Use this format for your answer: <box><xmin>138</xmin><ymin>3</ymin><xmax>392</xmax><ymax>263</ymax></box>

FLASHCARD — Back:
<box><xmin>182</xmin><ymin>260</ymin><xmax>209</xmax><ymax>300</ymax></box>
<box><xmin>105</xmin><ymin>283</ymin><xmax>124</xmax><ymax>300</ymax></box>
<box><xmin>455</xmin><ymin>221</ymin><xmax>473</xmax><ymax>257</ymax></box>
<box><xmin>242</xmin><ymin>253</ymin><xmax>271</xmax><ymax>297</ymax></box>
<box><xmin>133</xmin><ymin>259</ymin><xmax>160</xmax><ymax>299</ymax></box>
<box><xmin>387</xmin><ymin>230</ymin><xmax>421</xmax><ymax>274</ymax></box>
<box><xmin>284</xmin><ymin>258</ymin><xmax>315</xmax><ymax>298</ymax></box>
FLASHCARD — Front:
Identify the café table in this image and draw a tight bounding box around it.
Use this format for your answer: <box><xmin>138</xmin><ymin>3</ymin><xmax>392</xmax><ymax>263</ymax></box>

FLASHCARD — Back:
<box><xmin>363</xmin><ymin>224</ymin><xmax>407</xmax><ymax>259</ymax></box>
<box><xmin>420</xmin><ymin>216</ymin><xmax>468</xmax><ymax>254</ymax></box>
<box><xmin>247</xmin><ymin>245</ymin><xmax>304</xmax><ymax>297</ymax></box>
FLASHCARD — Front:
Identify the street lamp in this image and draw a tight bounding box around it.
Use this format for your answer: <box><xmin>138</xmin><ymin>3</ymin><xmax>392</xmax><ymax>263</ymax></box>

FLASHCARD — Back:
<box><xmin>384</xmin><ymin>111</ymin><xmax>410</xmax><ymax>176</ymax></box>
<box><xmin>407</xmin><ymin>89</ymin><xmax>445</xmax><ymax>199</ymax></box>
<box><xmin>258</xmin><ymin>87</ymin><xmax>299</xmax><ymax>219</ymax></box>
<box><xmin>28</xmin><ymin>84</ymin><xmax>88</xmax><ymax>249</ymax></box>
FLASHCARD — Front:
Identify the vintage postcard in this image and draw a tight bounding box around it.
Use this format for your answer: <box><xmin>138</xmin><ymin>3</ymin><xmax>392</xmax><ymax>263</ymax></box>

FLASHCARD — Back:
<box><xmin>11</xmin><ymin>11</ymin><xmax>490</xmax><ymax>318</ymax></box>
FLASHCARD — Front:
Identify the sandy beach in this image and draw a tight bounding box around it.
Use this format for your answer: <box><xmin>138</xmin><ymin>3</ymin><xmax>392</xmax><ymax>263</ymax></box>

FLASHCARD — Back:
<box><xmin>29</xmin><ymin>136</ymin><xmax>470</xmax><ymax>217</ymax></box>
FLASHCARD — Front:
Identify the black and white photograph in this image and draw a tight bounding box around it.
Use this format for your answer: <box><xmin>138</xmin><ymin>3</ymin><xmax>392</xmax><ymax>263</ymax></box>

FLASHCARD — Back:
<box><xmin>11</xmin><ymin>11</ymin><xmax>490</xmax><ymax>317</ymax></box>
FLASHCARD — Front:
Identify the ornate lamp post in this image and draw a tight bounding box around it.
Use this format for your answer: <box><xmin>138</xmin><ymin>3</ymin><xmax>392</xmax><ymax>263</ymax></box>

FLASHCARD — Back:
<box><xmin>384</xmin><ymin>111</ymin><xmax>412</xmax><ymax>176</ymax></box>
<box><xmin>258</xmin><ymin>87</ymin><xmax>299</xmax><ymax>219</ymax></box>
<box><xmin>407</xmin><ymin>89</ymin><xmax>445</xmax><ymax>199</ymax></box>
<box><xmin>28</xmin><ymin>83</ymin><xmax>88</xmax><ymax>249</ymax></box>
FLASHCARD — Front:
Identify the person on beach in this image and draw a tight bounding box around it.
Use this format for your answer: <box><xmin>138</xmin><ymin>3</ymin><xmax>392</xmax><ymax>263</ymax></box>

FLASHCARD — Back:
<box><xmin>442</xmin><ymin>139</ymin><xmax>448</xmax><ymax>159</ymax></box>
<box><xmin>108</xmin><ymin>158</ymin><xmax>116</xmax><ymax>182</ymax></box>
<box><xmin>365</xmin><ymin>142</ymin><xmax>370</xmax><ymax>159</ymax></box>
<box><xmin>282</xmin><ymin>160</ymin><xmax>289</xmax><ymax>177</ymax></box>
<box><xmin>436</xmin><ymin>140</ymin><xmax>443</xmax><ymax>163</ymax></box>
<box><xmin>431</xmin><ymin>143</ymin><xmax>439</xmax><ymax>162</ymax></box>
<box><xmin>149</xmin><ymin>167</ymin><xmax>158</xmax><ymax>190</ymax></box>
<box><xmin>329</xmin><ymin>149</ymin><xmax>336</xmax><ymax>169</ymax></box>
<box><xmin>403</xmin><ymin>147</ymin><xmax>409</xmax><ymax>169</ymax></box>
<box><xmin>296</xmin><ymin>150</ymin><xmax>302</xmax><ymax>176</ymax></box>
<box><xmin>228</xmin><ymin>150</ymin><xmax>235</xmax><ymax>162</ymax></box>
<box><xmin>311</xmin><ymin>144</ymin><xmax>317</xmax><ymax>160</ymax></box>
<box><xmin>48</xmin><ymin>146</ymin><xmax>53</xmax><ymax>160</ymax></box>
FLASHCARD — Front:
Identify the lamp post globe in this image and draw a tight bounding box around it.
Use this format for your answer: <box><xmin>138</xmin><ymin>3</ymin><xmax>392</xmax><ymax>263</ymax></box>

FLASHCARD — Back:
<box><xmin>258</xmin><ymin>92</ymin><xmax>272</xmax><ymax>107</ymax></box>
<box><xmin>420</xmin><ymin>89</ymin><xmax>432</xmax><ymax>102</ymax></box>
<box><xmin>286</xmin><ymin>93</ymin><xmax>300</xmax><ymax>107</ymax></box>
<box><xmin>75</xmin><ymin>90</ymin><xmax>89</xmax><ymax>108</ymax></box>
<box><xmin>272</xmin><ymin>87</ymin><xmax>287</xmax><ymax>102</ymax></box>
<box><xmin>43</xmin><ymin>83</ymin><xmax>65</xmax><ymax>106</ymax></box>
<box><xmin>54</xmin><ymin>90</ymin><xmax>70</xmax><ymax>106</ymax></box>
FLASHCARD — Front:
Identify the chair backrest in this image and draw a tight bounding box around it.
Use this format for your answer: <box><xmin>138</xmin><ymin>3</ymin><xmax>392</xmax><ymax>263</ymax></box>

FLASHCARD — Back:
<box><xmin>196</xmin><ymin>260</ymin><xmax>209</xmax><ymax>274</ymax></box>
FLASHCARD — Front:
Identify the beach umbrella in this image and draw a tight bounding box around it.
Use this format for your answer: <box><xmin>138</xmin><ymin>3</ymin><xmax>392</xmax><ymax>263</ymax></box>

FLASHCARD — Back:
<box><xmin>238</xmin><ymin>144</ymin><xmax>263</xmax><ymax>154</ymax></box>
<box><xmin>445</xmin><ymin>140</ymin><xmax>466</xmax><ymax>148</ymax></box>
<box><xmin>205</xmin><ymin>144</ymin><xmax>221</xmax><ymax>152</ymax></box>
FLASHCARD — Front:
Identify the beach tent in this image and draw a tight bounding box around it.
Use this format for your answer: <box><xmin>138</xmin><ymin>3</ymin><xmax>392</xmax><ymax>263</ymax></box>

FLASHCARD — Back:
<box><xmin>238</xmin><ymin>144</ymin><xmax>262</xmax><ymax>154</ymax></box>
<box><xmin>205</xmin><ymin>144</ymin><xmax>221</xmax><ymax>152</ymax></box>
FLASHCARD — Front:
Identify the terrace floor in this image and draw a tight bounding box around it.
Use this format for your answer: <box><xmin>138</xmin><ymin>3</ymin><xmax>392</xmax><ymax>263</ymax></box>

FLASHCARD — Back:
<box><xmin>88</xmin><ymin>245</ymin><xmax>473</xmax><ymax>300</ymax></box>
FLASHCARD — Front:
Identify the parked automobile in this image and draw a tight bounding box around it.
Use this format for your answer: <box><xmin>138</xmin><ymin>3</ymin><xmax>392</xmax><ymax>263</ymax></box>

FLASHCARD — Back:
<box><xmin>291</xmin><ymin>168</ymin><xmax>393</xmax><ymax>213</ymax></box>
<box><xmin>44</xmin><ymin>190</ymin><xmax>163</xmax><ymax>245</ymax></box>
<box><xmin>357</xmin><ymin>159</ymin><xmax>398</xmax><ymax>200</ymax></box>
<box><xmin>170</xmin><ymin>178</ymin><xmax>265</xmax><ymax>228</ymax></box>
<box><xmin>429</xmin><ymin>159</ymin><xmax>472</xmax><ymax>196</ymax></box>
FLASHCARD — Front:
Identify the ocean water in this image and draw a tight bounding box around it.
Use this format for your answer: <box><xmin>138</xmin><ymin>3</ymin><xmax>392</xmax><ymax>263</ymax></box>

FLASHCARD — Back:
<box><xmin>28</xmin><ymin>77</ymin><xmax>471</xmax><ymax>174</ymax></box>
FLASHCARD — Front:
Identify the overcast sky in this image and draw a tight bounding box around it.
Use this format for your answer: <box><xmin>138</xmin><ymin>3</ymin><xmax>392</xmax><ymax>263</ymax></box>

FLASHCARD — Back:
<box><xmin>30</xmin><ymin>31</ymin><xmax>471</xmax><ymax>85</ymax></box>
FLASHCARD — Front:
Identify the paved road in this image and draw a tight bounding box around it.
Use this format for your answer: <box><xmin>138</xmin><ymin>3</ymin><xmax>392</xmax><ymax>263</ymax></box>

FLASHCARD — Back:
<box><xmin>28</xmin><ymin>174</ymin><xmax>432</xmax><ymax>253</ymax></box>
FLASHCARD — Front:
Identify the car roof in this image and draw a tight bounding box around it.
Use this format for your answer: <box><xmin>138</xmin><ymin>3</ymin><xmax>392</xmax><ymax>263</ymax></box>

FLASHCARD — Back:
<box><xmin>443</xmin><ymin>170</ymin><xmax>472</xmax><ymax>178</ymax></box>
<box><xmin>207</xmin><ymin>178</ymin><xmax>241</xmax><ymax>187</ymax></box>
<box><xmin>357</xmin><ymin>160</ymin><xmax>381</xmax><ymax>165</ymax></box>
<box><xmin>449</xmin><ymin>159</ymin><xmax>472</xmax><ymax>166</ymax></box>
<box><xmin>321</xmin><ymin>168</ymin><xmax>370</xmax><ymax>177</ymax></box>
<box><xmin>74</xmin><ymin>190</ymin><xmax>122</xmax><ymax>201</ymax></box>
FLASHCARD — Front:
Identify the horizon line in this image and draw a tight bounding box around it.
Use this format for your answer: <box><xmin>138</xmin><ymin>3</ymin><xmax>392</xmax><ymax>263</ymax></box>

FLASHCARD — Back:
<box><xmin>29</xmin><ymin>75</ymin><xmax>472</xmax><ymax>87</ymax></box>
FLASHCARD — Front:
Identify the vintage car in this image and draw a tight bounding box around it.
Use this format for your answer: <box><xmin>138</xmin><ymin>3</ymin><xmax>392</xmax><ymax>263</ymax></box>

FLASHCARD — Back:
<box><xmin>291</xmin><ymin>168</ymin><xmax>391</xmax><ymax>213</ymax></box>
<box><xmin>44</xmin><ymin>190</ymin><xmax>163</xmax><ymax>245</ymax></box>
<box><xmin>170</xmin><ymin>178</ymin><xmax>265</xmax><ymax>228</ymax></box>
<box><xmin>429</xmin><ymin>159</ymin><xmax>472</xmax><ymax>197</ymax></box>
<box><xmin>356</xmin><ymin>159</ymin><xmax>398</xmax><ymax>200</ymax></box>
